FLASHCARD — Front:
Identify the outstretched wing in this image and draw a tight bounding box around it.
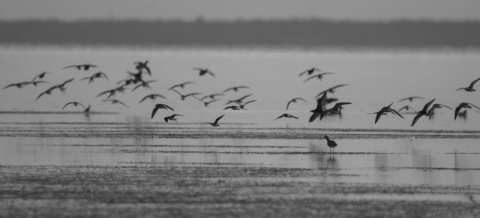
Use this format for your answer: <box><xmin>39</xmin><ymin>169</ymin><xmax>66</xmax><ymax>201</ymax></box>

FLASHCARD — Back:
<box><xmin>411</xmin><ymin>113</ymin><xmax>423</xmax><ymax>127</ymax></box>
<box><xmin>151</xmin><ymin>106</ymin><xmax>160</xmax><ymax>119</ymax></box>
<box><xmin>214</xmin><ymin>115</ymin><xmax>225</xmax><ymax>124</ymax></box>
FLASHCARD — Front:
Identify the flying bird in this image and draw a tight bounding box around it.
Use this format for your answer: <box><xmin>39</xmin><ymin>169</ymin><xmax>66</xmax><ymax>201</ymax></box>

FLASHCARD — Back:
<box><xmin>139</xmin><ymin>94</ymin><xmax>166</xmax><ymax>103</ymax></box>
<box><xmin>200</xmin><ymin>98</ymin><xmax>221</xmax><ymax>107</ymax></box>
<box><xmin>226</xmin><ymin>94</ymin><xmax>252</xmax><ymax>105</ymax></box>
<box><xmin>208</xmin><ymin>115</ymin><xmax>225</xmax><ymax>127</ymax></box>
<box><xmin>320</xmin><ymin>102</ymin><xmax>352</xmax><ymax>120</ymax></box>
<box><xmin>79</xmin><ymin>72</ymin><xmax>109</xmax><ymax>84</ymax></box>
<box><xmin>103</xmin><ymin>99</ymin><xmax>130</xmax><ymax>108</ymax></box>
<box><xmin>168</xmin><ymin>82</ymin><xmax>194</xmax><ymax>91</ymax></box>
<box><xmin>238</xmin><ymin>100</ymin><xmax>256</xmax><ymax>110</ymax></box>
<box><xmin>193</xmin><ymin>68</ymin><xmax>215</xmax><ymax>77</ymax></box>
<box><xmin>3</xmin><ymin>82</ymin><xmax>30</xmax><ymax>90</ymax></box>
<box><xmin>314</xmin><ymin>84</ymin><xmax>348</xmax><ymax>98</ymax></box>
<box><xmin>32</xmin><ymin>72</ymin><xmax>52</xmax><ymax>81</ymax></box>
<box><xmin>298</xmin><ymin>67</ymin><xmax>322</xmax><ymax>77</ymax></box>
<box><xmin>275</xmin><ymin>113</ymin><xmax>299</xmax><ymax>120</ymax></box>
<box><xmin>303</xmin><ymin>72</ymin><xmax>335</xmax><ymax>83</ymax></box>
<box><xmin>286</xmin><ymin>97</ymin><xmax>308</xmax><ymax>110</ymax></box>
<box><xmin>456</xmin><ymin>77</ymin><xmax>480</xmax><ymax>92</ymax></box>
<box><xmin>428</xmin><ymin>104</ymin><xmax>453</xmax><ymax>120</ymax></box>
<box><xmin>397</xmin><ymin>105</ymin><xmax>417</xmax><ymax>113</ymax></box>
<box><xmin>62</xmin><ymin>102</ymin><xmax>85</xmax><ymax>110</ymax></box>
<box><xmin>411</xmin><ymin>99</ymin><xmax>436</xmax><ymax>127</ymax></box>
<box><xmin>224</xmin><ymin>105</ymin><xmax>241</xmax><ymax>110</ymax></box>
<box><xmin>164</xmin><ymin>114</ymin><xmax>183</xmax><ymax>122</ymax></box>
<box><xmin>151</xmin><ymin>104</ymin><xmax>175</xmax><ymax>119</ymax></box>
<box><xmin>398</xmin><ymin>96</ymin><xmax>424</xmax><ymax>102</ymax></box>
<box><xmin>309</xmin><ymin>92</ymin><xmax>328</xmax><ymax>122</ymax></box>
<box><xmin>454</xmin><ymin>103</ymin><xmax>480</xmax><ymax>120</ymax></box>
<box><xmin>223</xmin><ymin>86</ymin><xmax>249</xmax><ymax>93</ymax></box>
<box><xmin>131</xmin><ymin>80</ymin><xmax>157</xmax><ymax>92</ymax></box>
<box><xmin>171</xmin><ymin>89</ymin><xmax>202</xmax><ymax>100</ymax></box>
<box><xmin>201</xmin><ymin>93</ymin><xmax>225</xmax><ymax>101</ymax></box>
<box><xmin>134</xmin><ymin>60</ymin><xmax>151</xmax><ymax>76</ymax></box>
<box><xmin>63</xmin><ymin>64</ymin><xmax>97</xmax><ymax>71</ymax></box>
<box><xmin>373</xmin><ymin>102</ymin><xmax>404</xmax><ymax>124</ymax></box>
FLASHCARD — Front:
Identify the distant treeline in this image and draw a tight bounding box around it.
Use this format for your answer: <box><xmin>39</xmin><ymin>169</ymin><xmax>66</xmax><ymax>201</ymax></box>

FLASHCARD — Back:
<box><xmin>1</xmin><ymin>19</ymin><xmax>480</xmax><ymax>49</ymax></box>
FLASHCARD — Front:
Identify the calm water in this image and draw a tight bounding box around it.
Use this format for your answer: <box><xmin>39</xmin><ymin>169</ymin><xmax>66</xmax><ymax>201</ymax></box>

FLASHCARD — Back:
<box><xmin>1</xmin><ymin>46</ymin><xmax>480</xmax><ymax>186</ymax></box>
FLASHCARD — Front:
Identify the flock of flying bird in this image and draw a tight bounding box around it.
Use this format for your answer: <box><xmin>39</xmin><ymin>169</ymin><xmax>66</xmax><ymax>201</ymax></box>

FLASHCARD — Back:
<box><xmin>2</xmin><ymin>62</ymin><xmax>480</xmax><ymax>152</ymax></box>
<box><xmin>3</xmin><ymin>63</ymin><xmax>480</xmax><ymax>128</ymax></box>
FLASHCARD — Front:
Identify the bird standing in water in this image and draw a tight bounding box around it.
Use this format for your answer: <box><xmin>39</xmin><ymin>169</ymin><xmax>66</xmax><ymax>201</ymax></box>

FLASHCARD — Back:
<box><xmin>324</xmin><ymin>136</ymin><xmax>337</xmax><ymax>154</ymax></box>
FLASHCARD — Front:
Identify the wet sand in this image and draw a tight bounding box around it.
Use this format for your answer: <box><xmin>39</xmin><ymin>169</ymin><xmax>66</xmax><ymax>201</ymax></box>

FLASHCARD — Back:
<box><xmin>1</xmin><ymin>165</ymin><xmax>480</xmax><ymax>217</ymax></box>
<box><xmin>1</xmin><ymin>120</ymin><xmax>480</xmax><ymax>217</ymax></box>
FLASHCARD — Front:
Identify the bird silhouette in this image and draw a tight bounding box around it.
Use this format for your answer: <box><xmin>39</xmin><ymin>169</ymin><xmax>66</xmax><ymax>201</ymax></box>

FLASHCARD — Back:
<box><xmin>103</xmin><ymin>99</ymin><xmax>130</xmax><ymax>108</ymax></box>
<box><xmin>26</xmin><ymin>80</ymin><xmax>47</xmax><ymax>87</ymax></box>
<box><xmin>324</xmin><ymin>136</ymin><xmax>337</xmax><ymax>154</ymax></box>
<box><xmin>223</xmin><ymin>86</ymin><xmax>249</xmax><ymax>93</ymax></box>
<box><xmin>454</xmin><ymin>103</ymin><xmax>480</xmax><ymax>120</ymax></box>
<box><xmin>134</xmin><ymin>60</ymin><xmax>151</xmax><ymax>76</ymax></box>
<box><xmin>456</xmin><ymin>77</ymin><xmax>480</xmax><ymax>92</ymax></box>
<box><xmin>131</xmin><ymin>80</ymin><xmax>157</xmax><ymax>92</ymax></box>
<box><xmin>286</xmin><ymin>97</ymin><xmax>308</xmax><ymax>110</ymax></box>
<box><xmin>309</xmin><ymin>92</ymin><xmax>328</xmax><ymax>122</ymax></box>
<box><xmin>298</xmin><ymin>67</ymin><xmax>322</xmax><ymax>77</ymax></box>
<box><xmin>193</xmin><ymin>68</ymin><xmax>215</xmax><ymax>77</ymax></box>
<box><xmin>3</xmin><ymin>82</ymin><xmax>31</xmax><ymax>90</ymax></box>
<box><xmin>171</xmin><ymin>89</ymin><xmax>202</xmax><ymax>100</ymax></box>
<box><xmin>224</xmin><ymin>105</ymin><xmax>241</xmax><ymax>110</ymax></box>
<box><xmin>63</xmin><ymin>64</ymin><xmax>97</xmax><ymax>71</ymax></box>
<box><xmin>275</xmin><ymin>113</ymin><xmax>299</xmax><ymax>120</ymax></box>
<box><xmin>411</xmin><ymin>99</ymin><xmax>436</xmax><ymax>127</ymax></box>
<box><xmin>168</xmin><ymin>82</ymin><xmax>194</xmax><ymax>91</ymax></box>
<box><xmin>314</xmin><ymin>84</ymin><xmax>348</xmax><ymax>98</ymax></box>
<box><xmin>62</xmin><ymin>102</ymin><xmax>85</xmax><ymax>110</ymax></box>
<box><xmin>398</xmin><ymin>96</ymin><xmax>424</xmax><ymax>102</ymax></box>
<box><xmin>208</xmin><ymin>115</ymin><xmax>225</xmax><ymax>127</ymax></box>
<box><xmin>397</xmin><ymin>105</ymin><xmax>418</xmax><ymax>113</ymax></box>
<box><xmin>200</xmin><ymin>98</ymin><xmax>221</xmax><ymax>107</ymax></box>
<box><xmin>427</xmin><ymin>104</ymin><xmax>452</xmax><ymax>120</ymax></box>
<box><xmin>151</xmin><ymin>104</ymin><xmax>175</xmax><ymax>119</ymax></box>
<box><xmin>303</xmin><ymin>72</ymin><xmax>335</xmax><ymax>83</ymax></box>
<box><xmin>238</xmin><ymin>100</ymin><xmax>256</xmax><ymax>110</ymax></box>
<box><xmin>320</xmin><ymin>102</ymin><xmax>352</xmax><ymax>120</ymax></box>
<box><xmin>32</xmin><ymin>72</ymin><xmax>52</xmax><ymax>81</ymax></box>
<box><xmin>164</xmin><ymin>114</ymin><xmax>183</xmax><ymax>122</ymax></box>
<box><xmin>79</xmin><ymin>71</ymin><xmax>108</xmax><ymax>84</ymax></box>
<box><xmin>226</xmin><ymin>94</ymin><xmax>252</xmax><ymax>105</ymax></box>
<box><xmin>83</xmin><ymin>105</ymin><xmax>91</xmax><ymax>113</ymax></box>
<box><xmin>201</xmin><ymin>93</ymin><xmax>225</xmax><ymax>101</ymax></box>
<box><xmin>373</xmin><ymin>102</ymin><xmax>404</xmax><ymax>124</ymax></box>
<box><xmin>139</xmin><ymin>94</ymin><xmax>166</xmax><ymax>103</ymax></box>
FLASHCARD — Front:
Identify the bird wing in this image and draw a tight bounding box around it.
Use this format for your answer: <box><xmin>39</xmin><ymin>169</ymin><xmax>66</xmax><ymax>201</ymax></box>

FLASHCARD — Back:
<box><xmin>330</xmin><ymin>83</ymin><xmax>348</xmax><ymax>90</ymax></box>
<box><xmin>308</xmin><ymin>112</ymin><xmax>321</xmax><ymax>122</ymax></box>
<box><xmin>139</xmin><ymin>96</ymin><xmax>150</xmax><ymax>103</ymax></box>
<box><xmin>286</xmin><ymin>100</ymin><xmax>294</xmax><ymax>110</ymax></box>
<box><xmin>468</xmin><ymin>103</ymin><xmax>480</xmax><ymax>110</ymax></box>
<box><xmin>35</xmin><ymin>91</ymin><xmax>48</xmax><ymax>100</ymax></box>
<box><xmin>243</xmin><ymin>100</ymin><xmax>256</xmax><ymax>106</ymax></box>
<box><xmin>63</xmin><ymin>65</ymin><xmax>77</xmax><ymax>69</ymax></box>
<box><xmin>207</xmin><ymin>71</ymin><xmax>216</xmax><ymax>77</ymax></box>
<box><xmin>118</xmin><ymin>101</ymin><xmax>130</xmax><ymax>108</ymax></box>
<box><xmin>223</xmin><ymin>87</ymin><xmax>234</xmax><ymax>93</ymax></box>
<box><xmin>275</xmin><ymin>114</ymin><xmax>285</xmax><ymax>120</ymax></box>
<box><xmin>411</xmin><ymin>113</ymin><xmax>423</xmax><ymax>127</ymax></box>
<box><xmin>332</xmin><ymin>102</ymin><xmax>352</xmax><ymax>110</ymax></box>
<box><xmin>2</xmin><ymin>83</ymin><xmax>17</xmax><ymax>89</ymax></box>
<box><xmin>62</xmin><ymin>102</ymin><xmax>73</xmax><ymax>109</ymax></box>
<box><xmin>303</xmin><ymin>75</ymin><xmax>317</xmax><ymax>83</ymax></box>
<box><xmin>151</xmin><ymin>106</ymin><xmax>160</xmax><ymax>119</ymax></box>
<box><xmin>214</xmin><ymin>115</ymin><xmax>225</xmax><ymax>124</ymax></box>
<box><xmin>440</xmin><ymin>104</ymin><xmax>453</xmax><ymax>110</ymax></box>
<box><xmin>315</xmin><ymin>92</ymin><xmax>328</xmax><ymax>111</ymax></box>
<box><xmin>469</xmin><ymin>77</ymin><xmax>480</xmax><ymax>88</ymax></box>
<box><xmin>165</xmin><ymin>105</ymin><xmax>175</xmax><ymax>111</ymax></box>
<box><xmin>389</xmin><ymin>109</ymin><xmax>404</xmax><ymax>119</ymax></box>
<box><xmin>298</xmin><ymin>69</ymin><xmax>309</xmax><ymax>77</ymax></box>
<box><xmin>454</xmin><ymin>105</ymin><xmax>464</xmax><ymax>120</ymax></box>
<box><xmin>62</xmin><ymin>78</ymin><xmax>74</xmax><ymax>86</ymax></box>
<box><xmin>291</xmin><ymin>115</ymin><xmax>299</xmax><ymax>119</ymax></box>
<box><xmin>421</xmin><ymin>99</ymin><xmax>436</xmax><ymax>112</ymax></box>
<box><xmin>374</xmin><ymin>111</ymin><xmax>383</xmax><ymax>124</ymax></box>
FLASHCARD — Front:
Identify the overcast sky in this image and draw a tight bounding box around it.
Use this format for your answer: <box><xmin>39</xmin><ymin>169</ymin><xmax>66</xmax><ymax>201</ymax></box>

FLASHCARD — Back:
<box><xmin>2</xmin><ymin>0</ymin><xmax>480</xmax><ymax>21</ymax></box>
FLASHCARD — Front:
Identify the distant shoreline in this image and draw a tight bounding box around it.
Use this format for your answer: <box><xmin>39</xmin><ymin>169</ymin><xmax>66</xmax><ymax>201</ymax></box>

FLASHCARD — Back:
<box><xmin>1</xmin><ymin>19</ymin><xmax>480</xmax><ymax>49</ymax></box>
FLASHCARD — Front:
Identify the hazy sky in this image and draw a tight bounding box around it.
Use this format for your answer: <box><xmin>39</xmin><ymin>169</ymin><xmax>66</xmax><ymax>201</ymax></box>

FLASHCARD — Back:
<box><xmin>2</xmin><ymin>0</ymin><xmax>480</xmax><ymax>21</ymax></box>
